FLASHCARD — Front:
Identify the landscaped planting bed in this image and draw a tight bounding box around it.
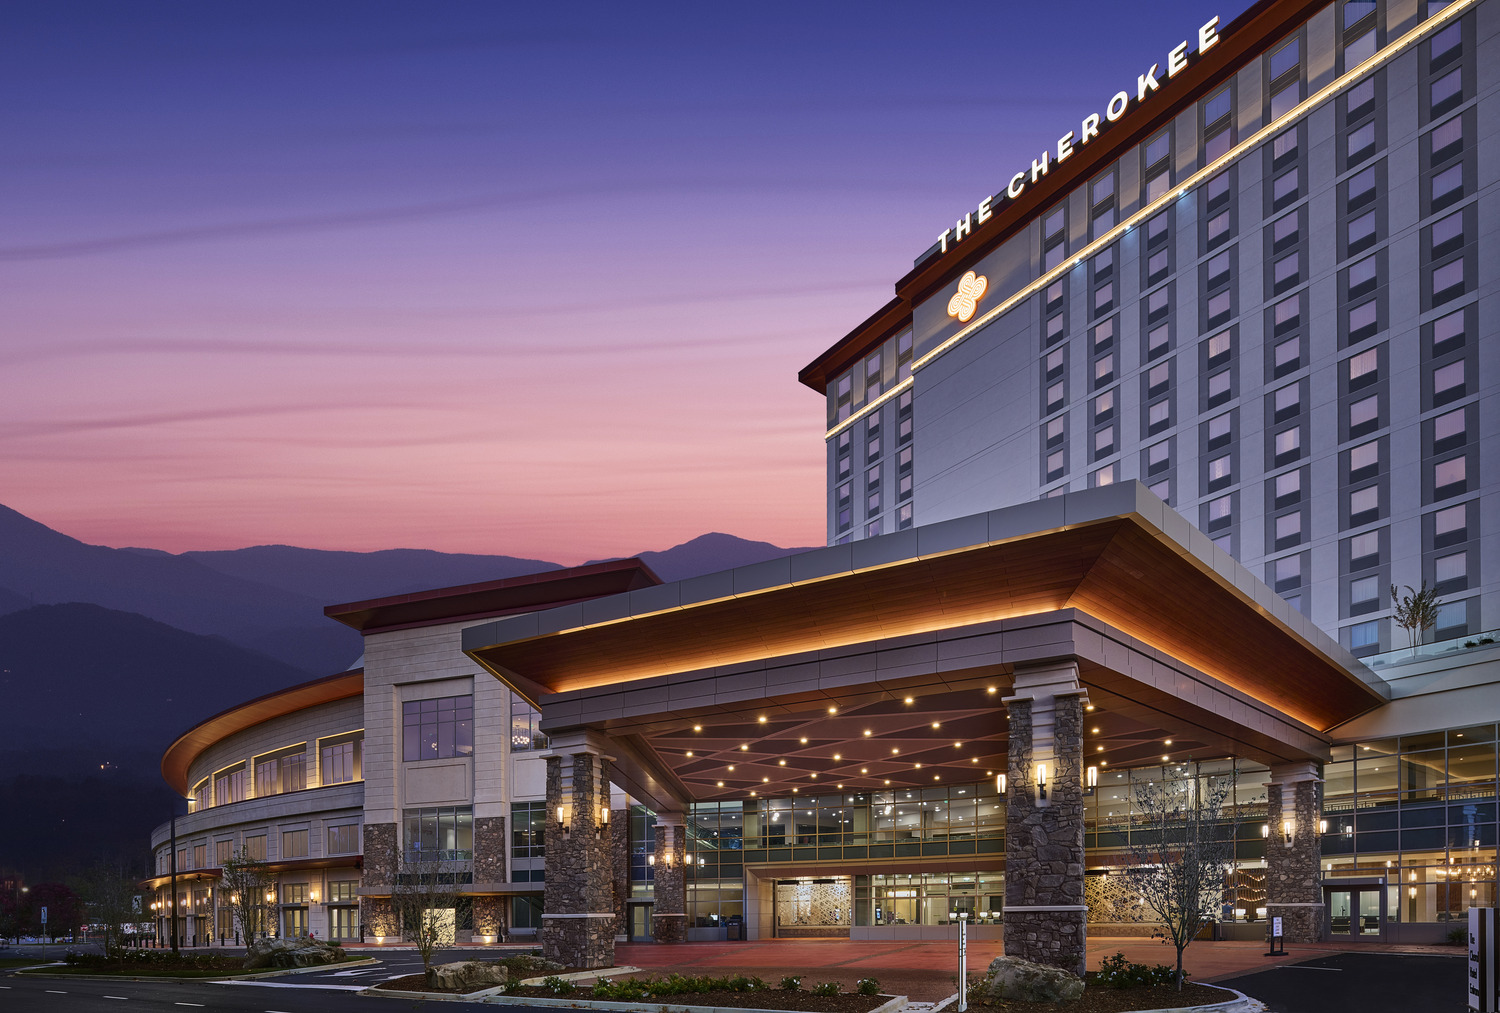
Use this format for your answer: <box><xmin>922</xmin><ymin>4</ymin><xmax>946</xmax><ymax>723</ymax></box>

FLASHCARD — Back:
<box><xmin>376</xmin><ymin>971</ymin><xmax>893</xmax><ymax>1011</ymax></box>
<box><xmin>977</xmin><ymin>980</ymin><xmax>1233</xmax><ymax>1011</ymax></box>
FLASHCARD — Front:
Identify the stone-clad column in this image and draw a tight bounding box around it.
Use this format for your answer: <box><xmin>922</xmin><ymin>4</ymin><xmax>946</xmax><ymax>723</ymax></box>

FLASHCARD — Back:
<box><xmin>1004</xmin><ymin>662</ymin><xmax>1087</xmax><ymax>975</ymax></box>
<box><xmin>1266</xmin><ymin>762</ymin><xmax>1323</xmax><ymax>942</ymax></box>
<box><xmin>611</xmin><ymin>807</ymin><xmax>630</xmax><ymax>940</ymax></box>
<box><xmin>542</xmin><ymin>751</ymin><xmax>615</xmax><ymax>968</ymax></box>
<box><xmin>651</xmin><ymin>813</ymin><xmax>687</xmax><ymax>943</ymax></box>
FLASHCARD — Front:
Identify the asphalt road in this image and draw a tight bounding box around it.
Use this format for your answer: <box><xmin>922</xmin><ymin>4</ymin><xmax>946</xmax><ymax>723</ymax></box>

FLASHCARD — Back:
<box><xmin>1217</xmin><ymin>951</ymin><xmax>1467</xmax><ymax>1013</ymax></box>
<box><xmin>0</xmin><ymin>950</ymin><xmax>538</xmax><ymax>1013</ymax></box>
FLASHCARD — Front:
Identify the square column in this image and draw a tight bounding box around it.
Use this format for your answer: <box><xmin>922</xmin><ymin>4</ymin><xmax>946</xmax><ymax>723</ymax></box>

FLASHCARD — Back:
<box><xmin>651</xmin><ymin>813</ymin><xmax>687</xmax><ymax>943</ymax></box>
<box><xmin>542</xmin><ymin>751</ymin><xmax>616</xmax><ymax>968</ymax></box>
<box><xmin>1266</xmin><ymin>762</ymin><xmax>1323</xmax><ymax>942</ymax></box>
<box><xmin>1004</xmin><ymin>662</ymin><xmax>1088</xmax><ymax>975</ymax></box>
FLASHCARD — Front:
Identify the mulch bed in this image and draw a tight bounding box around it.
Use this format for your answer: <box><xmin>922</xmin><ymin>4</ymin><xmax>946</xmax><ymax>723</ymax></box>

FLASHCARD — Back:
<box><xmin>978</xmin><ymin>981</ymin><xmax>1234</xmax><ymax>1011</ymax></box>
<box><xmin>375</xmin><ymin>976</ymin><xmax>889</xmax><ymax>1010</ymax></box>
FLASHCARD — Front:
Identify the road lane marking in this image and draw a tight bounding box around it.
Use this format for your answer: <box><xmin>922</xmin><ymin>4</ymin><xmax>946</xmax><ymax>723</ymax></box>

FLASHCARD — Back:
<box><xmin>175</xmin><ymin>1004</ymin><xmax>206</xmax><ymax>1007</ymax></box>
<box><xmin>104</xmin><ymin>996</ymin><xmax>129</xmax><ymax>1000</ymax></box>
<box><xmin>46</xmin><ymin>990</ymin><xmax>68</xmax><ymax>993</ymax></box>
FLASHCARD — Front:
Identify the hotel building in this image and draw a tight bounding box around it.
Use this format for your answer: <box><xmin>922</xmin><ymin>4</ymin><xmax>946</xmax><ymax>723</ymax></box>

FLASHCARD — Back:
<box><xmin>148</xmin><ymin>0</ymin><xmax>1496</xmax><ymax>972</ymax></box>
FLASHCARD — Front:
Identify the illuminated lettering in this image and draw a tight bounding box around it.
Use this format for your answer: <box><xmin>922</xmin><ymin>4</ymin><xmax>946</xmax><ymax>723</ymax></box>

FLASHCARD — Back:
<box><xmin>1199</xmin><ymin>16</ymin><xmax>1220</xmax><ymax>52</ymax></box>
<box><xmin>1137</xmin><ymin>63</ymin><xmax>1161</xmax><ymax>101</ymax></box>
<box><xmin>926</xmin><ymin>12</ymin><xmax>1224</xmax><ymax>261</ymax></box>
<box><xmin>946</xmin><ymin>270</ymin><xmax>989</xmax><ymax>323</ymax></box>
<box><xmin>1167</xmin><ymin>40</ymin><xmax>1189</xmax><ymax>77</ymax></box>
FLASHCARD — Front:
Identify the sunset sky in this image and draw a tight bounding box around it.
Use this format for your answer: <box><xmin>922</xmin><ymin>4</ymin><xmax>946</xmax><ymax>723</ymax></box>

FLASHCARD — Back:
<box><xmin>3</xmin><ymin>0</ymin><xmax>1253</xmax><ymax>563</ymax></box>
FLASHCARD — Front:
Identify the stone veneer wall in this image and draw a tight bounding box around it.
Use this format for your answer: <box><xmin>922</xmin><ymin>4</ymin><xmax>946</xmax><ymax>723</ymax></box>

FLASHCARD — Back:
<box><xmin>611</xmin><ymin>807</ymin><xmax>630</xmax><ymax>938</ymax></box>
<box><xmin>474</xmin><ymin>816</ymin><xmax>507</xmax><ymax>885</ymax></box>
<box><xmin>541</xmin><ymin>753</ymin><xmax>615</xmax><ymax>968</ymax></box>
<box><xmin>1266</xmin><ymin>772</ymin><xmax>1323</xmax><ymax>942</ymax></box>
<box><xmin>473</xmin><ymin>896</ymin><xmax>508</xmax><ymax>941</ymax></box>
<box><xmin>651</xmin><ymin>822</ymin><xmax>686</xmax><ymax>943</ymax></box>
<box><xmin>362</xmin><ymin>822</ymin><xmax>397</xmax><ymax>886</ymax></box>
<box><xmin>1004</xmin><ymin>695</ymin><xmax>1087</xmax><ymax>974</ymax></box>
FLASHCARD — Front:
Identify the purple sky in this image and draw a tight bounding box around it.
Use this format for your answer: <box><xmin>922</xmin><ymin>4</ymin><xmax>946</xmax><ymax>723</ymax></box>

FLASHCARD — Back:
<box><xmin>2</xmin><ymin>0</ymin><xmax>1254</xmax><ymax>563</ymax></box>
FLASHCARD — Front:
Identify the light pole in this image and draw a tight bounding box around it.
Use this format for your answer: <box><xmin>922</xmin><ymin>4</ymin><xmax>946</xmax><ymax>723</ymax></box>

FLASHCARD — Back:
<box><xmin>956</xmin><ymin>910</ymin><xmax>969</xmax><ymax>1012</ymax></box>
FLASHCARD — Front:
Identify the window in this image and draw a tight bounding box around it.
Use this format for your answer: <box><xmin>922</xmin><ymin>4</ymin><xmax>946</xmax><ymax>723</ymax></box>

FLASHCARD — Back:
<box><xmin>1434</xmin><ymin>504</ymin><xmax>1467</xmax><ymax>543</ymax></box>
<box><xmin>1345</xmin><ymin>28</ymin><xmax>1376</xmax><ymax>65</ymax></box>
<box><xmin>1350</xmin><ymin>530</ymin><xmax>1380</xmax><ymax>568</ymax></box>
<box><xmin>1349</xmin><ymin>440</ymin><xmax>1380</xmax><ymax>478</ymax></box>
<box><xmin>320</xmin><ymin>734</ymin><xmax>362</xmax><ymax>785</ymax></box>
<box><xmin>1208</xmin><ymin>455</ymin><xmax>1232</xmax><ymax>484</ymax></box>
<box><xmin>1046</xmin><ymin>450</ymin><xmax>1066</xmax><ymax>481</ymax></box>
<box><xmin>216</xmin><ymin>840</ymin><xmax>232</xmax><ymax>866</ymax></box>
<box><xmin>1431</xmin><ymin>164</ymin><xmax>1463</xmax><ymax>204</ymax></box>
<box><xmin>1433</xmin><ymin>407</ymin><xmax>1466</xmax><ymax>446</ymax></box>
<box><xmin>1147</xmin><ymin>442</ymin><xmax>1170</xmax><ymax>473</ymax></box>
<box><xmin>255</xmin><ymin>748</ymin><xmax>306</xmax><ymax>798</ymax></box>
<box><xmin>1093</xmin><ymin>426</ymin><xmax>1115</xmax><ymax>456</ymax></box>
<box><xmin>1431</xmin><ymin>211</ymin><xmax>1464</xmax><ymax>255</ymax></box>
<box><xmin>1346</xmin><ymin>121</ymin><xmax>1376</xmax><ymax>161</ymax></box>
<box><xmin>1274</xmin><ymin>252</ymin><xmax>1300</xmax><ymax>290</ymax></box>
<box><xmin>1147</xmin><ymin>249</ymin><xmax>1170</xmax><ymax>283</ymax></box>
<box><xmin>1275</xmin><ymin>426</ymin><xmax>1301</xmax><ymax>458</ymax></box>
<box><xmin>245</xmin><ymin>834</ymin><xmax>267</xmax><ymax>862</ymax></box>
<box><xmin>1274</xmin><ymin>337</ymin><xmax>1300</xmax><ymax>373</ymax></box>
<box><xmin>1045</xmin><ymin>416</ymin><xmax>1065</xmax><ymax>445</ymax></box>
<box><xmin>1093</xmin><ymin>389</ymin><xmax>1114</xmax><ymax>422</ymax></box>
<box><xmin>512</xmin><ymin>801</ymin><xmax>547</xmax><ymax>860</ymax></box>
<box><xmin>511</xmin><ymin>698</ymin><xmax>549</xmax><ymax>751</ymax></box>
<box><xmin>327</xmin><ymin>824</ymin><xmax>360</xmax><ymax>855</ymax></box>
<box><xmin>1273</xmin><ymin>384</ymin><xmax>1300</xmax><ymax>419</ymax></box>
<box><xmin>1207</xmin><ymin>370</ymin><xmax>1232</xmax><ymax>404</ymax></box>
<box><xmin>1271</xmin><ymin>82</ymin><xmax>1300</xmax><ymax>120</ymax></box>
<box><xmin>1432</xmin><ymin>309</ymin><xmax>1465</xmax><ymax>353</ymax></box>
<box><xmin>1207</xmin><ymin>413</ymin><xmax>1232</xmax><ymax>447</ymax></box>
<box><xmin>328</xmin><ymin>881</ymin><xmax>359</xmax><ymax>903</ymax></box>
<box><xmin>1269</xmin><ymin>38</ymin><xmax>1300</xmax><ymax>79</ymax></box>
<box><xmin>1148</xmin><ymin>479</ymin><xmax>1171</xmax><ymax>502</ymax></box>
<box><xmin>1094</xmin><ymin>353</ymin><xmax>1114</xmax><ymax>386</ymax></box>
<box><xmin>1434</xmin><ymin>455</ymin><xmax>1466</xmax><ymax>494</ymax></box>
<box><xmin>1431</xmin><ymin>116</ymin><xmax>1463</xmax><ymax>162</ymax></box>
<box><xmin>1147</xmin><ymin>287</ymin><xmax>1170</xmax><ymax>322</ymax></box>
<box><xmin>1148</xmin><ymin>400</ymin><xmax>1170</xmax><ymax>430</ymax></box>
<box><xmin>1349</xmin><ymin>394</ymin><xmax>1380</xmax><ymax>433</ymax></box>
<box><xmin>1432</xmin><ymin>259</ymin><xmax>1465</xmax><ymax>302</ymax></box>
<box><xmin>1435</xmin><ymin>600</ymin><xmax>1468</xmax><ymax>635</ymax></box>
<box><xmin>1349</xmin><ymin>621</ymin><xmax>1380</xmax><ymax>649</ymax></box>
<box><xmin>1350</xmin><ymin>485</ymin><xmax>1380</xmax><ymax>519</ymax></box>
<box><xmin>1274</xmin><ymin>554</ymin><xmax>1301</xmax><ymax>589</ymax></box>
<box><xmin>1206</xmin><ymin>291</ymin><xmax>1232</xmax><ymax>326</ymax></box>
<box><xmin>1275</xmin><ymin>512</ymin><xmax>1303</xmax><ymax>545</ymax></box>
<box><xmin>1348</xmin><ymin>165</ymin><xmax>1377</xmax><ymax>208</ymax></box>
<box><xmin>1207</xmin><ymin>211</ymin><xmax>1230</xmax><ymax>247</ymax></box>
<box><xmin>1147</xmin><ymin>324</ymin><xmax>1170</xmax><ymax>358</ymax></box>
<box><xmin>1207</xmin><ymin>495</ymin><xmax>1233</xmax><ymax>526</ymax></box>
<box><xmin>1350</xmin><ymin>576</ymin><xmax>1380</xmax><ymax>607</ymax></box>
<box><xmin>1046</xmin><ymin>314</ymin><xmax>1065</xmax><ymax>345</ymax></box>
<box><xmin>1350</xmin><ymin>346</ymin><xmax>1380</xmax><ymax>382</ymax></box>
<box><xmin>404</xmin><ymin>805</ymin><xmax>474</xmax><ymax>862</ymax></box>
<box><xmin>1435</xmin><ymin>551</ymin><xmax>1467</xmax><ymax>585</ymax></box>
<box><xmin>1348</xmin><ymin>256</ymin><xmax>1378</xmax><ymax>298</ymax></box>
<box><xmin>1430</xmin><ymin>68</ymin><xmax>1462</xmax><ymax>116</ymax></box>
<box><xmin>1274</xmin><ymin>469</ymin><xmax>1301</xmax><ymax>504</ymax></box>
<box><xmin>1433</xmin><ymin>360</ymin><xmax>1465</xmax><ymax>399</ymax></box>
<box><xmin>1348</xmin><ymin>210</ymin><xmax>1377</xmax><ymax>254</ymax></box>
<box><xmin>214</xmin><ymin>765</ymin><xmax>246</xmax><ymax>807</ymax></box>
<box><xmin>192</xmin><ymin>844</ymin><xmax>206</xmax><ymax>869</ymax></box>
<box><xmin>866</xmin><ymin>519</ymin><xmax>883</xmax><ymax>538</ymax></box>
<box><xmin>403</xmin><ymin>696</ymin><xmax>474</xmax><ymax>762</ymax></box>
<box><xmin>1206</xmin><ymin>331</ymin><xmax>1231</xmax><ymax>362</ymax></box>
<box><xmin>282</xmin><ymin>829</ymin><xmax>309</xmax><ymax>859</ymax></box>
<box><xmin>1092</xmin><ymin>463</ymin><xmax>1117</xmax><ymax>487</ymax></box>
<box><xmin>1348</xmin><ymin>300</ymin><xmax>1378</xmax><ymax>342</ymax></box>
<box><xmin>1046</xmin><ymin>381</ymin><xmax>1065</xmax><ymax>413</ymax></box>
<box><xmin>1273</xmin><ymin>296</ymin><xmax>1300</xmax><ymax>333</ymax></box>
<box><xmin>1147</xmin><ymin>363</ymin><xmax>1170</xmax><ymax>397</ymax></box>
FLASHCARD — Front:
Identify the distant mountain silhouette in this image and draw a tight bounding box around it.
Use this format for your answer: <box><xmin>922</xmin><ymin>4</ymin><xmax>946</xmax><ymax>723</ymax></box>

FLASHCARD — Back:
<box><xmin>0</xmin><ymin>503</ymin><xmax>354</xmax><ymax>675</ymax></box>
<box><xmin>0</xmin><ymin>602</ymin><xmax>315</xmax><ymax>758</ymax></box>
<box><xmin>0</xmin><ymin>584</ymin><xmax>30</xmax><ymax>617</ymax></box>
<box><xmin>591</xmin><ymin>532</ymin><xmax>817</xmax><ymax>583</ymax></box>
<box><xmin>181</xmin><ymin>544</ymin><xmax>562</xmax><ymax>605</ymax></box>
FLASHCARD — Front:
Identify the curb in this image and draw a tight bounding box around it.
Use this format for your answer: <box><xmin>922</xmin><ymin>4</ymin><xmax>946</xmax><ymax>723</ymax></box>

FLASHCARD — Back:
<box><xmin>361</xmin><ymin>986</ymin><xmax>909</xmax><ymax>1013</ymax></box>
<box><xmin>13</xmin><ymin>957</ymin><xmax>379</xmax><ymax>983</ymax></box>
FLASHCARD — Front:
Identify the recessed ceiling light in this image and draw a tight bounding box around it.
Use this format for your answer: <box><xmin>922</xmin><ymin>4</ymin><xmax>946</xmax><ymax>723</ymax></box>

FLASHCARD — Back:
<box><xmin>810</xmin><ymin>773</ymin><xmax>818</xmax><ymax>778</ymax></box>
<box><xmin>1162</xmin><ymin>755</ymin><xmax>1170</xmax><ymax>761</ymax></box>
<box><xmin>833</xmin><ymin>753</ymin><xmax>842</xmax><ymax>761</ymax></box>
<box><xmin>758</xmin><ymin>716</ymin><xmax>767</xmax><ymax>723</ymax></box>
<box><xmin>904</xmin><ymin>696</ymin><xmax>914</xmax><ymax>704</ymax></box>
<box><xmin>971</xmin><ymin>757</ymin><xmax>978</xmax><ymax>763</ymax></box>
<box><xmin>717</xmin><ymin>781</ymin><xmax>724</xmax><ymax>787</ymax></box>
<box><xmin>987</xmin><ymin>687</ymin><xmax>997</xmax><ymax>694</ymax></box>
<box><xmin>861</xmin><ymin>768</ymin><xmax>868</xmax><ymax>774</ymax></box>
<box><xmin>728</xmin><ymin>765</ymin><xmax>735</xmax><ymax>771</ymax></box>
<box><xmin>864</xmin><ymin>730</ymin><xmax>872</xmax><ymax>736</ymax></box>
<box><xmin>828</xmin><ymin>706</ymin><xmax>838</xmax><ymax>714</ymax></box>
<box><xmin>915</xmin><ymin>763</ymin><xmax>922</xmax><ymax>768</ymax></box>
<box><xmin>693</xmin><ymin>725</ymin><xmax>702</xmax><ymax>732</ymax></box>
<box><xmin>837</xmin><ymin>784</ymin><xmax>843</xmax><ymax>789</ymax></box>
<box><xmin>933</xmin><ymin>775</ymin><xmax>941</xmax><ymax>781</ymax></box>
<box><xmin>778</xmin><ymin>759</ymin><xmax>786</xmax><ymax>766</ymax></box>
<box><xmin>891</xmin><ymin>748</ymin><xmax>900</xmax><ymax>754</ymax></box>
<box><xmin>1086</xmin><ymin>705</ymin><xmax>1095</xmax><ymax>712</ymax></box>
<box><xmin>884</xmin><ymin>779</ymin><xmax>891</xmax><ymax>785</ymax></box>
<box><xmin>1092</xmin><ymin>727</ymin><xmax>1100</xmax><ymax>734</ymax></box>
<box><xmin>686</xmin><ymin>751</ymin><xmax>693</xmax><ymax>757</ymax></box>
<box><xmin>1165</xmin><ymin>739</ymin><xmax>1173</xmax><ymax>746</ymax></box>
<box><xmin>740</xmin><ymin>745</ymin><xmax>749</xmax><ymax>751</ymax></box>
<box><xmin>1097</xmin><ymin>746</ymin><xmax>1104</xmax><ymax>752</ymax></box>
<box><xmin>763</xmin><ymin>777</ymin><xmax>769</xmax><ymax>783</ymax></box>
<box><xmin>800</xmin><ymin>737</ymin><xmax>808</xmax><ymax>744</ymax></box>
<box><xmin>750</xmin><ymin>791</ymin><xmax>757</xmax><ymax>796</ymax></box>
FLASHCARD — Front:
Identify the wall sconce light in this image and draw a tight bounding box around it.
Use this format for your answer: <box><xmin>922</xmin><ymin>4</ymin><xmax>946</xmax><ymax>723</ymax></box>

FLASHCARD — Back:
<box><xmin>1318</xmin><ymin>819</ymin><xmax>1328</xmax><ymax>834</ymax></box>
<box><xmin>310</xmin><ymin>890</ymin><xmax>319</xmax><ymax>904</ymax></box>
<box><xmin>997</xmin><ymin>773</ymin><xmax>1007</xmax><ymax>795</ymax></box>
<box><xmin>1282</xmin><ymin>820</ymin><xmax>1294</xmax><ymax>847</ymax></box>
<box><xmin>1086</xmin><ymin>766</ymin><xmax>1098</xmax><ymax>792</ymax></box>
<box><xmin>1036</xmin><ymin>764</ymin><xmax>1048</xmax><ymax>802</ymax></box>
<box><xmin>597</xmin><ymin>806</ymin><xmax>609</xmax><ymax>839</ymax></box>
<box><xmin>1409</xmin><ymin>886</ymin><xmax>1418</xmax><ymax>899</ymax></box>
<box><xmin>1261</xmin><ymin>824</ymin><xmax>1269</xmax><ymax>839</ymax></box>
<box><xmin>647</xmin><ymin>854</ymin><xmax>655</xmax><ymax>867</ymax></box>
<box><xmin>1472</xmin><ymin>889</ymin><xmax>1478</xmax><ymax>900</ymax></box>
<box><xmin>557</xmin><ymin>804</ymin><xmax>571</xmax><ymax>839</ymax></box>
<box><xmin>265</xmin><ymin>890</ymin><xmax>277</xmax><ymax>903</ymax></box>
<box><xmin>663</xmin><ymin>850</ymin><xmax>674</xmax><ymax>867</ymax></box>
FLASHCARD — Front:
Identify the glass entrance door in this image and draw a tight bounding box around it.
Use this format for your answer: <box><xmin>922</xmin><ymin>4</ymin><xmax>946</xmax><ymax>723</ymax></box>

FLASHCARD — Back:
<box><xmin>1325</xmin><ymin>887</ymin><xmax>1383</xmax><ymax>940</ymax></box>
<box><xmin>629</xmin><ymin>903</ymin><xmax>653</xmax><ymax>942</ymax></box>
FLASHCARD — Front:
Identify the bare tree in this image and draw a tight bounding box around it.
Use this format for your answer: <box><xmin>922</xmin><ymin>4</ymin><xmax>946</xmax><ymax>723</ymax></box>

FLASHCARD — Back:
<box><xmin>1391</xmin><ymin>581</ymin><xmax>1442</xmax><ymax>655</ymax></box>
<box><xmin>220</xmin><ymin>848</ymin><xmax>274</xmax><ymax>944</ymax></box>
<box><xmin>1124</xmin><ymin>763</ymin><xmax>1237</xmax><ymax>991</ymax></box>
<box><xmin>79</xmin><ymin>864</ymin><xmax>139</xmax><ymax>953</ymax></box>
<box><xmin>387</xmin><ymin>840</ymin><xmax>461</xmax><ymax>984</ymax></box>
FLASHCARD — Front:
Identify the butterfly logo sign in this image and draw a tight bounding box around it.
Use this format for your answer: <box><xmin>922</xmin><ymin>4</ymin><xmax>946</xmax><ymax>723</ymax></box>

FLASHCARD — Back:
<box><xmin>947</xmin><ymin>270</ymin><xmax>988</xmax><ymax>323</ymax></box>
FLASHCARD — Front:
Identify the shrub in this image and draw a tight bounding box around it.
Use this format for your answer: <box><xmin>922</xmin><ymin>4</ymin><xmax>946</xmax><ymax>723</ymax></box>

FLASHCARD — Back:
<box><xmin>1095</xmin><ymin>952</ymin><xmax>1181</xmax><ymax>989</ymax></box>
<box><xmin>855</xmin><ymin>978</ymin><xmax>881</xmax><ymax>996</ymax></box>
<box><xmin>1448</xmin><ymin>927</ymin><xmax>1467</xmax><ymax>946</ymax></box>
<box><xmin>541</xmin><ymin>975</ymin><xmax>575</xmax><ymax>995</ymax></box>
<box><xmin>812</xmin><ymin>981</ymin><xmax>841</xmax><ymax>996</ymax></box>
<box><xmin>780</xmin><ymin>974</ymin><xmax>803</xmax><ymax>990</ymax></box>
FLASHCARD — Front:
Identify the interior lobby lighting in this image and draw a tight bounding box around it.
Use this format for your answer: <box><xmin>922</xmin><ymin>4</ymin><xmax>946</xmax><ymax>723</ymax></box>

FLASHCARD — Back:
<box><xmin>997</xmin><ymin>773</ymin><xmax>1007</xmax><ymax>794</ymax></box>
<box><xmin>1087</xmin><ymin>766</ymin><xmax>1098</xmax><ymax>788</ymax></box>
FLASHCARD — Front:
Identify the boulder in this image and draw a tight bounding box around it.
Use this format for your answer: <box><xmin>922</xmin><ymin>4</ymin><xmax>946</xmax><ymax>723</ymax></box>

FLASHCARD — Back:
<box><xmin>243</xmin><ymin>934</ymin><xmax>344</xmax><ymax>970</ymax></box>
<box><xmin>429</xmin><ymin>960</ymin><xmax>510</xmax><ymax>992</ymax></box>
<box><xmin>983</xmin><ymin>955</ymin><xmax>1085</xmax><ymax>1004</ymax></box>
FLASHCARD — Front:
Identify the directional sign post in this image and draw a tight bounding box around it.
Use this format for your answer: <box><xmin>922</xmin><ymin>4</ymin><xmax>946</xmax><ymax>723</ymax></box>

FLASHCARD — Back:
<box><xmin>1471</xmin><ymin>908</ymin><xmax>1498</xmax><ymax>1012</ymax></box>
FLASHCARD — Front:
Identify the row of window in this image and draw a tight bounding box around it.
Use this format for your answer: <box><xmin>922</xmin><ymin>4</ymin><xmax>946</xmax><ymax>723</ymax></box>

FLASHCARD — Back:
<box><xmin>192</xmin><ymin>731</ymin><xmax>365</xmax><ymax>811</ymax></box>
<box><xmin>158</xmin><ymin>821</ymin><xmax>361</xmax><ymax>874</ymax></box>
